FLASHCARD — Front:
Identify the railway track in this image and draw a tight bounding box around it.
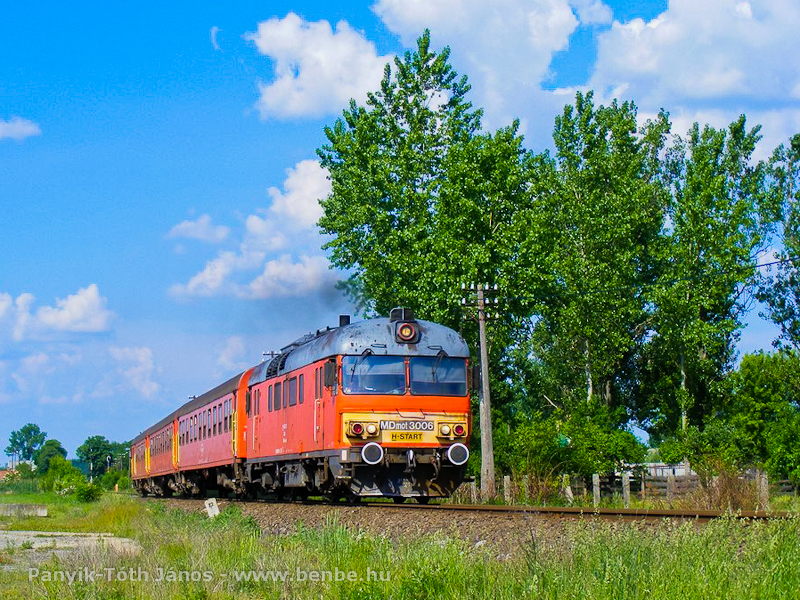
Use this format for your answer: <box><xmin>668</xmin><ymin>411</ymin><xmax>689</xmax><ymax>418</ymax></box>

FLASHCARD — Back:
<box><xmin>153</xmin><ymin>496</ymin><xmax>793</xmax><ymax>523</ymax></box>
<box><xmin>357</xmin><ymin>502</ymin><xmax>793</xmax><ymax>523</ymax></box>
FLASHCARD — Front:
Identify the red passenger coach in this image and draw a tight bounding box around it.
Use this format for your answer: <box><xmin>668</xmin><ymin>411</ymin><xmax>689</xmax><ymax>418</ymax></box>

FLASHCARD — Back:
<box><xmin>131</xmin><ymin>308</ymin><xmax>472</xmax><ymax>502</ymax></box>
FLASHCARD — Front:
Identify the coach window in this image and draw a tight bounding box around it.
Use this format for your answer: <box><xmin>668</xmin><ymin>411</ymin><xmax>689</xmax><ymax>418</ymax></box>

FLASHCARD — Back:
<box><xmin>207</xmin><ymin>409</ymin><xmax>212</xmax><ymax>438</ymax></box>
<box><xmin>213</xmin><ymin>407</ymin><xmax>217</xmax><ymax>435</ymax></box>
<box><xmin>299</xmin><ymin>374</ymin><xmax>304</xmax><ymax>404</ymax></box>
<box><xmin>224</xmin><ymin>401</ymin><xmax>229</xmax><ymax>432</ymax></box>
<box><xmin>288</xmin><ymin>377</ymin><xmax>297</xmax><ymax>407</ymax></box>
<box><xmin>274</xmin><ymin>382</ymin><xmax>282</xmax><ymax>411</ymax></box>
<box><xmin>218</xmin><ymin>403</ymin><xmax>223</xmax><ymax>431</ymax></box>
<box><xmin>268</xmin><ymin>385</ymin><xmax>273</xmax><ymax>412</ymax></box>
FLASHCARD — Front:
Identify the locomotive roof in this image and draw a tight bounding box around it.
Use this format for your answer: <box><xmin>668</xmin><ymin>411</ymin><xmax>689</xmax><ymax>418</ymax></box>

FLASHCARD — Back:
<box><xmin>132</xmin><ymin>316</ymin><xmax>468</xmax><ymax>444</ymax></box>
<box><xmin>249</xmin><ymin>317</ymin><xmax>469</xmax><ymax>385</ymax></box>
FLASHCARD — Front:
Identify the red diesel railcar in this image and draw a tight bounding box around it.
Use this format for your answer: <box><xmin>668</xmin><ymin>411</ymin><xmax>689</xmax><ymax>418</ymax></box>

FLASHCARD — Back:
<box><xmin>131</xmin><ymin>308</ymin><xmax>472</xmax><ymax>502</ymax></box>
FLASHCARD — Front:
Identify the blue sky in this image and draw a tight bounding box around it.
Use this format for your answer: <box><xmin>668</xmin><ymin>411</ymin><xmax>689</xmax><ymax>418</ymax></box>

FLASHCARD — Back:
<box><xmin>2</xmin><ymin>0</ymin><xmax>799</xmax><ymax>458</ymax></box>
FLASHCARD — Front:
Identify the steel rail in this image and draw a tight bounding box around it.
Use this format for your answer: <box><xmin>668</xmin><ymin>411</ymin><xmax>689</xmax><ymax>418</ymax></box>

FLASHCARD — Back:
<box><xmin>359</xmin><ymin>502</ymin><xmax>794</xmax><ymax>522</ymax></box>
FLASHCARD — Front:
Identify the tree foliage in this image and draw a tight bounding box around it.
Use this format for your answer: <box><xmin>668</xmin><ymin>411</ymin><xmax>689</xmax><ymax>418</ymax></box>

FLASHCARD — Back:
<box><xmin>634</xmin><ymin>117</ymin><xmax>777</xmax><ymax>439</ymax></box>
<box><xmin>518</xmin><ymin>92</ymin><xmax>669</xmax><ymax>412</ymax></box>
<box><xmin>76</xmin><ymin>435</ymin><xmax>113</xmax><ymax>478</ymax></box>
<box><xmin>759</xmin><ymin>133</ymin><xmax>800</xmax><ymax>351</ymax></box>
<box><xmin>5</xmin><ymin>423</ymin><xmax>46</xmax><ymax>462</ymax></box>
<box><xmin>33</xmin><ymin>439</ymin><xmax>67</xmax><ymax>475</ymax></box>
<box><xmin>318</xmin><ymin>29</ymin><xmax>532</xmax><ymax>330</ymax></box>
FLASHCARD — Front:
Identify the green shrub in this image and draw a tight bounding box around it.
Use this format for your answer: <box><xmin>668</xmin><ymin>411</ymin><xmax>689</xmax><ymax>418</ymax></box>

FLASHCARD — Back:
<box><xmin>39</xmin><ymin>456</ymin><xmax>86</xmax><ymax>493</ymax></box>
<box><xmin>74</xmin><ymin>482</ymin><xmax>104</xmax><ymax>502</ymax></box>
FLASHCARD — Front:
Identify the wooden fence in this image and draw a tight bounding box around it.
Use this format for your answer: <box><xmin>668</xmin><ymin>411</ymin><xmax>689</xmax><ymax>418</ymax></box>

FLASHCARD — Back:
<box><xmin>454</xmin><ymin>470</ymin><xmax>798</xmax><ymax>508</ymax></box>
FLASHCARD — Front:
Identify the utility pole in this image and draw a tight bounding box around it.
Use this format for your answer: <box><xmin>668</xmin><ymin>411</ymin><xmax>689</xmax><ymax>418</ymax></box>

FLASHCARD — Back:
<box><xmin>462</xmin><ymin>283</ymin><xmax>498</xmax><ymax>499</ymax></box>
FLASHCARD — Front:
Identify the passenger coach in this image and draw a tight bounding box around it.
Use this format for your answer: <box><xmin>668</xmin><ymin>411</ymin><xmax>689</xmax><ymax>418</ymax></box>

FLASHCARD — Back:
<box><xmin>131</xmin><ymin>308</ymin><xmax>472</xmax><ymax>502</ymax></box>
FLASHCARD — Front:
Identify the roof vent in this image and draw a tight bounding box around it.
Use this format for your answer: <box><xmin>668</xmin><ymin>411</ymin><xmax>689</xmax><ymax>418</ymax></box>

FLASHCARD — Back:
<box><xmin>389</xmin><ymin>307</ymin><xmax>415</xmax><ymax>322</ymax></box>
<box><xmin>339</xmin><ymin>315</ymin><xmax>351</xmax><ymax>327</ymax></box>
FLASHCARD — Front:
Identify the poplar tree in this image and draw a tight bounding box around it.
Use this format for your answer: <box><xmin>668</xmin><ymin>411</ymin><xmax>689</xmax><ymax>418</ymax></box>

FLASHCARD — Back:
<box><xmin>317</xmin><ymin>30</ymin><xmax>532</xmax><ymax>328</ymax></box>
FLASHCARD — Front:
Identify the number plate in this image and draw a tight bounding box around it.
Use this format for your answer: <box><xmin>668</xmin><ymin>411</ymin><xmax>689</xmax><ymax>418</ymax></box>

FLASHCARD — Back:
<box><xmin>389</xmin><ymin>432</ymin><xmax>423</xmax><ymax>442</ymax></box>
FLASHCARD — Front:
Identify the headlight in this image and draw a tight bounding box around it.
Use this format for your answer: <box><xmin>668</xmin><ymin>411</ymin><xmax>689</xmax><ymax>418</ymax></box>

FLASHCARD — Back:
<box><xmin>440</xmin><ymin>424</ymin><xmax>452</xmax><ymax>436</ymax></box>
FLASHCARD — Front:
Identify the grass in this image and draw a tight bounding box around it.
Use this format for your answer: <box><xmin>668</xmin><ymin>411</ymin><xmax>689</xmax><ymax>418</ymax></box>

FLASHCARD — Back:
<box><xmin>0</xmin><ymin>491</ymin><xmax>144</xmax><ymax>536</ymax></box>
<box><xmin>1</xmin><ymin>492</ymin><xmax>799</xmax><ymax>599</ymax></box>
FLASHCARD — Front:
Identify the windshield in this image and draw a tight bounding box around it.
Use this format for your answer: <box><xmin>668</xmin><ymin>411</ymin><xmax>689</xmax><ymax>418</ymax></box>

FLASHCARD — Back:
<box><xmin>342</xmin><ymin>355</ymin><xmax>406</xmax><ymax>395</ymax></box>
<box><xmin>409</xmin><ymin>357</ymin><xmax>467</xmax><ymax>396</ymax></box>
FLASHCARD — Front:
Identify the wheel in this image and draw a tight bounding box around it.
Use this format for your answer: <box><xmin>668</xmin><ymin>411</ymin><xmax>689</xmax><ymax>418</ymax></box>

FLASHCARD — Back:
<box><xmin>416</xmin><ymin>496</ymin><xmax>430</xmax><ymax>505</ymax></box>
<box><xmin>392</xmin><ymin>497</ymin><xmax>407</xmax><ymax>504</ymax></box>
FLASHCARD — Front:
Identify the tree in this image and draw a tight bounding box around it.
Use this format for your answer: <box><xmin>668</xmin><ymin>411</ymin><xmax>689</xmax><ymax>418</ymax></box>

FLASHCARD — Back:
<box><xmin>317</xmin><ymin>30</ymin><xmax>532</xmax><ymax>329</ymax></box>
<box><xmin>759</xmin><ymin>133</ymin><xmax>800</xmax><ymax>350</ymax></box>
<box><xmin>5</xmin><ymin>423</ymin><xmax>46</xmax><ymax>462</ymax></box>
<box><xmin>33</xmin><ymin>439</ymin><xmax>67</xmax><ymax>475</ymax></box>
<box><xmin>638</xmin><ymin>117</ymin><xmax>777</xmax><ymax>438</ymax></box>
<box><xmin>729</xmin><ymin>351</ymin><xmax>800</xmax><ymax>478</ymax></box>
<box><xmin>516</xmin><ymin>92</ymin><xmax>669</xmax><ymax>414</ymax></box>
<box><xmin>76</xmin><ymin>435</ymin><xmax>113</xmax><ymax>478</ymax></box>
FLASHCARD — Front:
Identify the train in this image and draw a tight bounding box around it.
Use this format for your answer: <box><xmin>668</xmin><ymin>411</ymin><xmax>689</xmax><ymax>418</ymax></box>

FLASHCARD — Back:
<box><xmin>130</xmin><ymin>308</ymin><xmax>472</xmax><ymax>503</ymax></box>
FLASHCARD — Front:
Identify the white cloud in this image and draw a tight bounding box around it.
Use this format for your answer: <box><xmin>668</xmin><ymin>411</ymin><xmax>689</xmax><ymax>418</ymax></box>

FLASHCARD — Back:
<box><xmin>170</xmin><ymin>159</ymin><xmax>336</xmax><ymax>300</ymax></box>
<box><xmin>109</xmin><ymin>346</ymin><xmax>161</xmax><ymax>398</ymax></box>
<box><xmin>588</xmin><ymin>0</ymin><xmax>800</xmax><ymax>106</ymax></box>
<box><xmin>0</xmin><ymin>116</ymin><xmax>41</xmax><ymax>141</ymax></box>
<box><xmin>569</xmin><ymin>0</ymin><xmax>612</xmax><ymax>25</ymax></box>
<box><xmin>210</xmin><ymin>26</ymin><xmax>221</xmax><ymax>51</ymax></box>
<box><xmin>245</xmin><ymin>12</ymin><xmax>392</xmax><ymax>118</ymax></box>
<box><xmin>372</xmin><ymin>0</ymin><xmax>581</xmax><ymax>135</ymax></box>
<box><xmin>11</xmin><ymin>353</ymin><xmax>51</xmax><ymax>394</ymax></box>
<box><xmin>0</xmin><ymin>285</ymin><xmax>114</xmax><ymax>343</ymax></box>
<box><xmin>167</xmin><ymin>214</ymin><xmax>230</xmax><ymax>243</ymax></box>
<box><xmin>267</xmin><ymin>159</ymin><xmax>330</xmax><ymax>229</ymax></box>
<box><xmin>35</xmin><ymin>284</ymin><xmax>114</xmax><ymax>333</ymax></box>
<box><xmin>217</xmin><ymin>336</ymin><xmax>247</xmax><ymax>372</ymax></box>
<box><xmin>246</xmin><ymin>255</ymin><xmax>336</xmax><ymax>299</ymax></box>
<box><xmin>170</xmin><ymin>251</ymin><xmax>243</xmax><ymax>298</ymax></box>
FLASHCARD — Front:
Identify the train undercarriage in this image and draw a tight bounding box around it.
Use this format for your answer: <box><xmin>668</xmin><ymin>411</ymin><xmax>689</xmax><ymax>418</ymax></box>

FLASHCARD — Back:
<box><xmin>132</xmin><ymin>445</ymin><xmax>469</xmax><ymax>502</ymax></box>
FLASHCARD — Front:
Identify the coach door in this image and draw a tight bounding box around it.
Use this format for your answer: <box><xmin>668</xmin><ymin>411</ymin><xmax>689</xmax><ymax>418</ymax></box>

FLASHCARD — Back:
<box><xmin>246</xmin><ymin>388</ymin><xmax>259</xmax><ymax>456</ymax></box>
<box><xmin>314</xmin><ymin>366</ymin><xmax>325</xmax><ymax>450</ymax></box>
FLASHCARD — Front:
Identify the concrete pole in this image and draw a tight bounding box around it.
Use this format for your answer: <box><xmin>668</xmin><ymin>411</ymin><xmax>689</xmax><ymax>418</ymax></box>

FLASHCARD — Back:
<box><xmin>477</xmin><ymin>287</ymin><xmax>495</xmax><ymax>499</ymax></box>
